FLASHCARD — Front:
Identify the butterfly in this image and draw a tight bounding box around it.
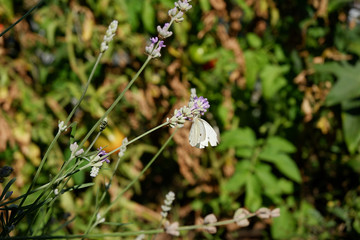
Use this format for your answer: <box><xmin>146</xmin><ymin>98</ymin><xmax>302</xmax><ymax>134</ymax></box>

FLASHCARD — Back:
<box><xmin>189</xmin><ymin>117</ymin><xmax>219</xmax><ymax>148</ymax></box>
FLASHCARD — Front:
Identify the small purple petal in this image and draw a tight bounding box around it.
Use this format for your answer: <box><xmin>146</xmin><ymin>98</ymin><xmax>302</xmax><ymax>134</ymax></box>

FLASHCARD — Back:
<box><xmin>158</xmin><ymin>41</ymin><xmax>166</xmax><ymax>48</ymax></box>
<box><xmin>97</xmin><ymin>147</ymin><xmax>110</xmax><ymax>163</ymax></box>
<box><xmin>150</xmin><ymin>37</ymin><xmax>158</xmax><ymax>43</ymax></box>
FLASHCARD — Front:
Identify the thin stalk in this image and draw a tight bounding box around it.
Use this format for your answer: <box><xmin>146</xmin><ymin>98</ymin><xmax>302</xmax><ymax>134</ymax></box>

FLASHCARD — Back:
<box><xmin>3</xmin><ymin>215</ymin><xmax>256</xmax><ymax>239</ymax></box>
<box><xmin>100</xmin><ymin>122</ymin><xmax>169</xmax><ymax>161</ymax></box>
<box><xmin>84</xmin><ymin>131</ymin><xmax>102</xmax><ymax>155</ymax></box>
<box><xmin>78</xmin><ymin>56</ymin><xmax>152</xmax><ymax>150</ymax></box>
<box><xmin>0</xmin><ymin>0</ymin><xmax>45</xmax><ymax>37</ymax></box>
<box><xmin>65</xmin><ymin>53</ymin><xmax>103</xmax><ymax>126</ymax></box>
<box><xmin>17</xmin><ymin>131</ymin><xmax>61</xmax><ymax>209</ymax></box>
<box><xmin>17</xmin><ymin>45</ymin><xmax>103</xmax><ymax>210</ymax></box>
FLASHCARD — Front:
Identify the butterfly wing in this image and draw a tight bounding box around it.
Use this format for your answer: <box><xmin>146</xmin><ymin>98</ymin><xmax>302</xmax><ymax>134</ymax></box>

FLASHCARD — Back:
<box><xmin>200</xmin><ymin>119</ymin><xmax>219</xmax><ymax>147</ymax></box>
<box><xmin>189</xmin><ymin>117</ymin><xmax>206</xmax><ymax>148</ymax></box>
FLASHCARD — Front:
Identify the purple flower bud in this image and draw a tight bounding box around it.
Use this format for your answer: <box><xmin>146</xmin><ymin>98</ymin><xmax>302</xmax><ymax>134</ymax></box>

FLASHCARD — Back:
<box><xmin>158</xmin><ymin>41</ymin><xmax>166</xmax><ymax>49</ymax></box>
<box><xmin>98</xmin><ymin>147</ymin><xmax>110</xmax><ymax>163</ymax></box>
<box><xmin>150</xmin><ymin>37</ymin><xmax>158</xmax><ymax>44</ymax></box>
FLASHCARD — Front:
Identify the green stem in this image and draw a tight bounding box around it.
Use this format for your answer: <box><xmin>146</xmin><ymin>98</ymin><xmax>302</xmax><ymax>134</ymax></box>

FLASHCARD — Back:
<box><xmin>84</xmin><ymin>132</ymin><xmax>102</xmax><ymax>155</ymax></box>
<box><xmin>65</xmin><ymin>53</ymin><xmax>103</xmax><ymax>126</ymax></box>
<box><xmin>100</xmin><ymin>122</ymin><xmax>169</xmax><ymax>161</ymax></box>
<box><xmin>3</xmin><ymin>214</ymin><xmax>256</xmax><ymax>239</ymax></box>
<box><xmin>104</xmin><ymin>129</ymin><xmax>177</xmax><ymax>215</ymax></box>
<box><xmin>0</xmin><ymin>0</ymin><xmax>45</xmax><ymax>37</ymax></box>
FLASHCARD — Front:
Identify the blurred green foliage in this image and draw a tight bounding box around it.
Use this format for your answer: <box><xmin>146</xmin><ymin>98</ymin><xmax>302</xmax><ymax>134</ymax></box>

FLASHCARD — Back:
<box><xmin>1</xmin><ymin>0</ymin><xmax>360</xmax><ymax>239</ymax></box>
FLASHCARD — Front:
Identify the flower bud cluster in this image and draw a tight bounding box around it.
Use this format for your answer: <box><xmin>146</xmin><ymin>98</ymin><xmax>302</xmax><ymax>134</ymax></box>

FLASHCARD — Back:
<box><xmin>167</xmin><ymin>89</ymin><xmax>210</xmax><ymax>128</ymax></box>
<box><xmin>145</xmin><ymin>0</ymin><xmax>192</xmax><ymax>59</ymax></box>
<box><xmin>90</xmin><ymin>147</ymin><xmax>110</xmax><ymax>178</ymax></box>
<box><xmin>233</xmin><ymin>208</ymin><xmax>251</xmax><ymax>227</ymax></box>
<box><xmin>157</xmin><ymin>23</ymin><xmax>173</xmax><ymax>39</ymax></box>
<box><xmin>164</xmin><ymin>221</ymin><xmax>179</xmax><ymax>236</ymax></box>
<box><xmin>70</xmin><ymin>142</ymin><xmax>84</xmax><ymax>157</ymax></box>
<box><xmin>203</xmin><ymin>214</ymin><xmax>217</xmax><ymax>234</ymax></box>
<box><xmin>58</xmin><ymin>121</ymin><xmax>67</xmax><ymax>132</ymax></box>
<box><xmin>100</xmin><ymin>20</ymin><xmax>118</xmax><ymax>53</ymax></box>
<box><xmin>161</xmin><ymin>191</ymin><xmax>176</xmax><ymax>218</ymax></box>
<box><xmin>96</xmin><ymin>213</ymin><xmax>105</xmax><ymax>224</ymax></box>
<box><xmin>189</xmin><ymin>96</ymin><xmax>210</xmax><ymax>117</ymax></box>
<box><xmin>145</xmin><ymin>37</ymin><xmax>166</xmax><ymax>58</ymax></box>
<box><xmin>256</xmin><ymin>207</ymin><xmax>280</xmax><ymax>219</ymax></box>
<box><xmin>118</xmin><ymin>137</ymin><xmax>128</xmax><ymax>158</ymax></box>
<box><xmin>168</xmin><ymin>7</ymin><xmax>184</xmax><ymax>23</ymax></box>
<box><xmin>175</xmin><ymin>0</ymin><xmax>192</xmax><ymax>12</ymax></box>
<box><xmin>233</xmin><ymin>207</ymin><xmax>280</xmax><ymax>227</ymax></box>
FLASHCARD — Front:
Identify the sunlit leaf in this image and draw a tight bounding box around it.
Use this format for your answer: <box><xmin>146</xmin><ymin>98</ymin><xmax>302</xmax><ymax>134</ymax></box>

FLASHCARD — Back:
<box><xmin>271</xmin><ymin>206</ymin><xmax>296</xmax><ymax>239</ymax></box>
<box><xmin>245</xmin><ymin>174</ymin><xmax>262</xmax><ymax>211</ymax></box>
<box><xmin>218</xmin><ymin>128</ymin><xmax>256</xmax><ymax>150</ymax></box>
<box><xmin>259</xmin><ymin>150</ymin><xmax>301</xmax><ymax>183</ymax></box>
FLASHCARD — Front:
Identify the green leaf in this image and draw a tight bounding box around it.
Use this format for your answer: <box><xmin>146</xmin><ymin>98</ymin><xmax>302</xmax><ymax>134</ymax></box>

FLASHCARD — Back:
<box><xmin>223</xmin><ymin>160</ymin><xmax>251</xmax><ymax>193</ymax></box>
<box><xmin>260</xmin><ymin>64</ymin><xmax>289</xmax><ymax>99</ymax></box>
<box><xmin>125</xmin><ymin>0</ymin><xmax>142</xmax><ymax>30</ymax></box>
<box><xmin>244</xmin><ymin>50</ymin><xmax>259</xmax><ymax>89</ymax></box>
<box><xmin>278</xmin><ymin>178</ymin><xmax>294</xmax><ymax>194</ymax></box>
<box><xmin>315</xmin><ymin>62</ymin><xmax>360</xmax><ymax>106</ymax></box>
<box><xmin>246</xmin><ymin>33</ymin><xmax>262</xmax><ymax>49</ymax></box>
<box><xmin>245</xmin><ymin>174</ymin><xmax>262</xmax><ymax>211</ymax></box>
<box><xmin>255</xmin><ymin>163</ymin><xmax>282</xmax><ymax>199</ymax></box>
<box><xmin>244</xmin><ymin>50</ymin><xmax>269</xmax><ymax>89</ymax></box>
<box><xmin>236</xmin><ymin>148</ymin><xmax>253</xmax><ymax>158</ymax></box>
<box><xmin>354</xmin><ymin>219</ymin><xmax>360</xmax><ymax>233</ymax></box>
<box><xmin>259</xmin><ymin>151</ymin><xmax>301</xmax><ymax>183</ymax></box>
<box><xmin>266</xmin><ymin>136</ymin><xmax>296</xmax><ymax>153</ymax></box>
<box><xmin>218</xmin><ymin>128</ymin><xmax>256</xmax><ymax>151</ymax></box>
<box><xmin>271</xmin><ymin>206</ymin><xmax>296</xmax><ymax>239</ymax></box>
<box><xmin>191</xmin><ymin>199</ymin><xmax>203</xmax><ymax>211</ymax></box>
<box><xmin>199</xmin><ymin>0</ymin><xmax>211</xmax><ymax>11</ymax></box>
<box><xmin>342</xmin><ymin>99</ymin><xmax>360</xmax><ymax>154</ymax></box>
<box><xmin>141</xmin><ymin>0</ymin><xmax>155</xmax><ymax>33</ymax></box>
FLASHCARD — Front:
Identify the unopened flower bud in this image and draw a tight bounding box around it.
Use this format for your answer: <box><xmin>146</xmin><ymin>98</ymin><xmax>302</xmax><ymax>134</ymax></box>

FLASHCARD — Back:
<box><xmin>256</xmin><ymin>207</ymin><xmax>271</xmax><ymax>219</ymax></box>
<box><xmin>157</xmin><ymin>23</ymin><xmax>173</xmax><ymax>39</ymax></box>
<box><xmin>175</xmin><ymin>0</ymin><xmax>192</xmax><ymax>12</ymax></box>
<box><xmin>58</xmin><ymin>121</ymin><xmax>67</xmax><ymax>132</ymax></box>
<box><xmin>270</xmin><ymin>208</ymin><xmax>280</xmax><ymax>218</ymax></box>
<box><xmin>204</xmin><ymin>214</ymin><xmax>217</xmax><ymax>234</ymax></box>
<box><xmin>100</xmin><ymin>117</ymin><xmax>108</xmax><ymax>131</ymax></box>
<box><xmin>234</xmin><ymin>208</ymin><xmax>251</xmax><ymax>227</ymax></box>
<box><xmin>164</xmin><ymin>221</ymin><xmax>180</xmax><ymax>236</ymax></box>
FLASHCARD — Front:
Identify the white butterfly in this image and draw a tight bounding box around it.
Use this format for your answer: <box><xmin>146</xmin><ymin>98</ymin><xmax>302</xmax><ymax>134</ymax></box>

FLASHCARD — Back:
<box><xmin>189</xmin><ymin>117</ymin><xmax>219</xmax><ymax>148</ymax></box>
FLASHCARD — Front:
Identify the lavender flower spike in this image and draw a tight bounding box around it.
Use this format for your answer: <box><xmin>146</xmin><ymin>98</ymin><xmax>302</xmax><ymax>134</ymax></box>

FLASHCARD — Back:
<box><xmin>189</xmin><ymin>96</ymin><xmax>210</xmax><ymax>117</ymax></box>
<box><xmin>100</xmin><ymin>20</ymin><xmax>118</xmax><ymax>53</ymax></box>
<box><xmin>145</xmin><ymin>38</ymin><xmax>166</xmax><ymax>58</ymax></box>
